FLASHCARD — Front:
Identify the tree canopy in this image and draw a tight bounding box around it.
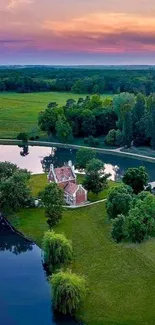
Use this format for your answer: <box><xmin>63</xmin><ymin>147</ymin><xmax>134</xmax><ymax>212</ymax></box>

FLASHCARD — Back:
<box><xmin>40</xmin><ymin>183</ymin><xmax>64</xmax><ymax>228</ymax></box>
<box><xmin>123</xmin><ymin>166</ymin><xmax>149</xmax><ymax>194</ymax></box>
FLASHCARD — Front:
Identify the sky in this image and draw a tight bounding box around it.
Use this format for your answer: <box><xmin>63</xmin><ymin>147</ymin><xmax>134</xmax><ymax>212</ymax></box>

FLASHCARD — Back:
<box><xmin>0</xmin><ymin>0</ymin><xmax>155</xmax><ymax>65</ymax></box>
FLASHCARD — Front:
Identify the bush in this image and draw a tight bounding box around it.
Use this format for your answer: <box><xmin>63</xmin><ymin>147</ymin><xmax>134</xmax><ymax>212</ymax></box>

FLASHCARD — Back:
<box><xmin>42</xmin><ymin>231</ymin><xmax>73</xmax><ymax>268</ymax></box>
<box><xmin>105</xmin><ymin>129</ymin><xmax>123</xmax><ymax>147</ymax></box>
<box><xmin>84</xmin><ymin>136</ymin><xmax>100</xmax><ymax>147</ymax></box>
<box><xmin>51</xmin><ymin>271</ymin><xmax>86</xmax><ymax>315</ymax></box>
<box><xmin>105</xmin><ymin>129</ymin><xmax>116</xmax><ymax>146</ymax></box>
<box><xmin>106</xmin><ymin>185</ymin><xmax>133</xmax><ymax>219</ymax></box>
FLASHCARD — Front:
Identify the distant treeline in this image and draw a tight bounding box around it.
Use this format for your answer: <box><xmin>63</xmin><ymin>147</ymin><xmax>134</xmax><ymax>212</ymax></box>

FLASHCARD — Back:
<box><xmin>1</xmin><ymin>67</ymin><xmax>155</xmax><ymax>95</ymax></box>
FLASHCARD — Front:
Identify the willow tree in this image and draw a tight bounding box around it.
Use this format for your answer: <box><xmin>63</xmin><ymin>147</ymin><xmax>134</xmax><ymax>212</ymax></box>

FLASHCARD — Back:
<box><xmin>42</xmin><ymin>231</ymin><xmax>73</xmax><ymax>268</ymax></box>
<box><xmin>51</xmin><ymin>271</ymin><xmax>86</xmax><ymax>315</ymax></box>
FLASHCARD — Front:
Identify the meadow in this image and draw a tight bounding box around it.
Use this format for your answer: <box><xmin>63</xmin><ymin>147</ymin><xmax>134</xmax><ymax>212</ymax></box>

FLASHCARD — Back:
<box><xmin>8</xmin><ymin>201</ymin><xmax>155</xmax><ymax>325</ymax></box>
<box><xmin>0</xmin><ymin>92</ymin><xmax>111</xmax><ymax>139</ymax></box>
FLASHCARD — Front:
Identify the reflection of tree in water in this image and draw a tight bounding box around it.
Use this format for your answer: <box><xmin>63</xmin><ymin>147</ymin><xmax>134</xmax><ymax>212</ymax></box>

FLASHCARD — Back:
<box><xmin>20</xmin><ymin>145</ymin><xmax>29</xmax><ymax>157</ymax></box>
<box><xmin>41</xmin><ymin>148</ymin><xmax>76</xmax><ymax>173</ymax></box>
<box><xmin>0</xmin><ymin>216</ymin><xmax>33</xmax><ymax>255</ymax></box>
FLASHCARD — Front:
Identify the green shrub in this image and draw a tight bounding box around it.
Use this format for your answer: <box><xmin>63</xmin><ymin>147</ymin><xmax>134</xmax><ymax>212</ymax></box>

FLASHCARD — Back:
<box><xmin>84</xmin><ymin>136</ymin><xmax>100</xmax><ymax>147</ymax></box>
<box><xmin>105</xmin><ymin>129</ymin><xmax>116</xmax><ymax>146</ymax></box>
<box><xmin>42</xmin><ymin>231</ymin><xmax>73</xmax><ymax>267</ymax></box>
<box><xmin>51</xmin><ymin>271</ymin><xmax>86</xmax><ymax>315</ymax></box>
<box><xmin>105</xmin><ymin>129</ymin><xmax>123</xmax><ymax>147</ymax></box>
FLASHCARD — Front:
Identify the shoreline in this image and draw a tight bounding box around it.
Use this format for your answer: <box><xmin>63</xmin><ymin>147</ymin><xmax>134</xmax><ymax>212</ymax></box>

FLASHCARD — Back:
<box><xmin>1</xmin><ymin>138</ymin><xmax>155</xmax><ymax>163</ymax></box>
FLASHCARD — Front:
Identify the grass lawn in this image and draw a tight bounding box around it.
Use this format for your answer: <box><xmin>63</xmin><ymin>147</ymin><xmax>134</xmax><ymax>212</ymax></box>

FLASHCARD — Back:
<box><xmin>0</xmin><ymin>92</ymin><xmax>111</xmax><ymax>138</ymax></box>
<box><xmin>8</xmin><ymin>203</ymin><xmax>155</xmax><ymax>325</ymax></box>
<box><xmin>29</xmin><ymin>173</ymin><xmax>120</xmax><ymax>200</ymax></box>
<box><xmin>29</xmin><ymin>173</ymin><xmax>48</xmax><ymax>197</ymax></box>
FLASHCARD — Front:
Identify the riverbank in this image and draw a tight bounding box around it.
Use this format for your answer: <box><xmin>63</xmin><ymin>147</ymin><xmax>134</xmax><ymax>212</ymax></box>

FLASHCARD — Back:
<box><xmin>8</xmin><ymin>202</ymin><xmax>155</xmax><ymax>325</ymax></box>
<box><xmin>1</xmin><ymin>138</ymin><xmax>155</xmax><ymax>163</ymax></box>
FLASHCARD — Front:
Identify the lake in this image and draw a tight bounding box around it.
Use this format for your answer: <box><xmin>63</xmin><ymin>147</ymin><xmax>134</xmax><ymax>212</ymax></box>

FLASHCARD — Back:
<box><xmin>0</xmin><ymin>144</ymin><xmax>155</xmax><ymax>181</ymax></box>
<box><xmin>0</xmin><ymin>215</ymin><xmax>78</xmax><ymax>325</ymax></box>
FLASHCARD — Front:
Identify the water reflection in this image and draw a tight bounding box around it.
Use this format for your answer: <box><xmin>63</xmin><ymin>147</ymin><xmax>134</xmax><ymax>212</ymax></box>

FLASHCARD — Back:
<box><xmin>0</xmin><ymin>215</ymin><xmax>79</xmax><ymax>325</ymax></box>
<box><xmin>0</xmin><ymin>144</ymin><xmax>155</xmax><ymax>181</ymax></box>
<box><xmin>20</xmin><ymin>145</ymin><xmax>29</xmax><ymax>157</ymax></box>
<box><xmin>0</xmin><ymin>216</ymin><xmax>33</xmax><ymax>254</ymax></box>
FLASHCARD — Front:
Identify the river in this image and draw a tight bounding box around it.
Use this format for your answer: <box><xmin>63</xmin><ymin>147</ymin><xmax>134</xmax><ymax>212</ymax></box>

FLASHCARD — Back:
<box><xmin>0</xmin><ymin>144</ymin><xmax>155</xmax><ymax>181</ymax></box>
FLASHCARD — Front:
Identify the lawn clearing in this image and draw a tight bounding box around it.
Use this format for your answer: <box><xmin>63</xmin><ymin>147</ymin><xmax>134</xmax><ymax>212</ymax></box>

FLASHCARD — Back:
<box><xmin>0</xmin><ymin>92</ymin><xmax>111</xmax><ymax>138</ymax></box>
<box><xmin>8</xmin><ymin>203</ymin><xmax>155</xmax><ymax>325</ymax></box>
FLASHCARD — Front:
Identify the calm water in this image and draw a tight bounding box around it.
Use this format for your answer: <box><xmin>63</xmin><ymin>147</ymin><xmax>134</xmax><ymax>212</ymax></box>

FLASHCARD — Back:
<box><xmin>0</xmin><ymin>144</ymin><xmax>155</xmax><ymax>324</ymax></box>
<box><xmin>0</xmin><ymin>144</ymin><xmax>155</xmax><ymax>181</ymax></box>
<box><xmin>0</xmin><ymin>216</ymin><xmax>78</xmax><ymax>325</ymax></box>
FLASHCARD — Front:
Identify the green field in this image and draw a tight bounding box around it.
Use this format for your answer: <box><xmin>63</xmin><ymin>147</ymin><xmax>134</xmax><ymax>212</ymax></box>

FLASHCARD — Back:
<box><xmin>8</xmin><ymin>202</ymin><xmax>155</xmax><ymax>325</ymax></box>
<box><xmin>0</xmin><ymin>92</ymin><xmax>111</xmax><ymax>138</ymax></box>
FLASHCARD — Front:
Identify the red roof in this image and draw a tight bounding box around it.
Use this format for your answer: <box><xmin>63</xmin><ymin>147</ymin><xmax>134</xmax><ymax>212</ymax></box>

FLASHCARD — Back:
<box><xmin>64</xmin><ymin>182</ymin><xmax>78</xmax><ymax>195</ymax></box>
<box><xmin>55</xmin><ymin>167</ymin><xmax>75</xmax><ymax>182</ymax></box>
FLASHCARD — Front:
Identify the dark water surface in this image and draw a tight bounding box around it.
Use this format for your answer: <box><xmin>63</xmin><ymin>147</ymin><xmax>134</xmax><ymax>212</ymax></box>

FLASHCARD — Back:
<box><xmin>0</xmin><ymin>217</ymin><xmax>78</xmax><ymax>325</ymax></box>
<box><xmin>0</xmin><ymin>144</ymin><xmax>155</xmax><ymax>324</ymax></box>
<box><xmin>0</xmin><ymin>144</ymin><xmax>155</xmax><ymax>181</ymax></box>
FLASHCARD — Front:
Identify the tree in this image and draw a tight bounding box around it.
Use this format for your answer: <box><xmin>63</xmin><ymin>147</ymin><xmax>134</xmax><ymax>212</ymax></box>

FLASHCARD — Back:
<box><xmin>151</xmin><ymin>106</ymin><xmax>155</xmax><ymax>150</ymax></box>
<box><xmin>95</xmin><ymin>109</ymin><xmax>118</xmax><ymax>136</ymax></box>
<box><xmin>133</xmin><ymin>93</ymin><xmax>146</xmax><ymax>126</ymax></box>
<box><xmin>111</xmin><ymin>214</ymin><xmax>126</xmax><ymax>242</ymax></box>
<box><xmin>0</xmin><ymin>80</ymin><xmax>6</xmax><ymax>92</ymax></box>
<box><xmin>147</xmin><ymin>94</ymin><xmax>155</xmax><ymax>149</ymax></box>
<box><xmin>0</xmin><ymin>171</ymin><xmax>33</xmax><ymax>212</ymax></box>
<box><xmin>86</xmin><ymin>95</ymin><xmax>103</xmax><ymax>110</ymax></box>
<box><xmin>113</xmin><ymin>92</ymin><xmax>135</xmax><ymax>130</ymax></box>
<box><xmin>17</xmin><ymin>132</ymin><xmax>28</xmax><ymax>144</ymax></box>
<box><xmin>42</xmin><ymin>231</ymin><xmax>73</xmax><ymax>268</ymax></box>
<box><xmin>38</xmin><ymin>107</ymin><xmax>64</xmax><ymax>135</ymax></box>
<box><xmin>40</xmin><ymin>183</ymin><xmax>64</xmax><ymax>228</ymax></box>
<box><xmin>123</xmin><ymin>110</ymin><xmax>133</xmax><ymax>148</ymax></box>
<box><xmin>81</xmin><ymin>109</ymin><xmax>96</xmax><ymax>136</ymax></box>
<box><xmin>125</xmin><ymin>195</ymin><xmax>155</xmax><ymax>243</ymax></box>
<box><xmin>0</xmin><ymin>162</ymin><xmax>19</xmax><ymax>181</ymax></box>
<box><xmin>106</xmin><ymin>185</ymin><xmax>133</xmax><ymax>219</ymax></box>
<box><xmin>47</xmin><ymin>102</ymin><xmax>58</xmax><ymax>109</ymax></box>
<box><xmin>65</xmin><ymin>98</ymin><xmax>76</xmax><ymax>109</ymax></box>
<box><xmin>51</xmin><ymin>271</ymin><xmax>86</xmax><ymax>315</ymax></box>
<box><xmin>111</xmin><ymin>192</ymin><xmax>155</xmax><ymax>243</ymax></box>
<box><xmin>83</xmin><ymin>158</ymin><xmax>109</xmax><ymax>194</ymax></box>
<box><xmin>105</xmin><ymin>129</ymin><xmax>117</xmax><ymax>146</ymax></box>
<box><xmin>133</xmin><ymin>114</ymin><xmax>151</xmax><ymax>147</ymax></box>
<box><xmin>76</xmin><ymin>148</ymin><xmax>96</xmax><ymax>169</ymax></box>
<box><xmin>56</xmin><ymin>117</ymin><xmax>73</xmax><ymax>143</ymax></box>
<box><xmin>123</xmin><ymin>166</ymin><xmax>149</xmax><ymax>194</ymax></box>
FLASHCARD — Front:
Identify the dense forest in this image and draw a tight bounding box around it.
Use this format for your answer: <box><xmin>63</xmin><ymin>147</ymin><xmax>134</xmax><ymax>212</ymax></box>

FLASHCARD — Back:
<box><xmin>38</xmin><ymin>92</ymin><xmax>155</xmax><ymax>150</ymax></box>
<box><xmin>1</xmin><ymin>66</ymin><xmax>155</xmax><ymax>95</ymax></box>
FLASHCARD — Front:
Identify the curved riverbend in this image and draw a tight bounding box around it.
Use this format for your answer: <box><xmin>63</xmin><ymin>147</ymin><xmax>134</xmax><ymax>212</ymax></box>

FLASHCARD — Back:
<box><xmin>0</xmin><ymin>215</ymin><xmax>78</xmax><ymax>325</ymax></box>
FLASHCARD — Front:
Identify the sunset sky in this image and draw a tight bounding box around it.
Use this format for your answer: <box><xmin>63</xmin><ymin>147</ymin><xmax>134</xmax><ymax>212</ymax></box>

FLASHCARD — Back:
<box><xmin>0</xmin><ymin>0</ymin><xmax>155</xmax><ymax>64</ymax></box>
